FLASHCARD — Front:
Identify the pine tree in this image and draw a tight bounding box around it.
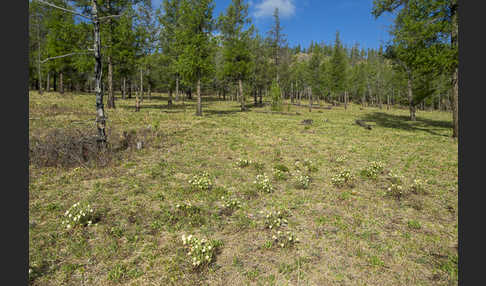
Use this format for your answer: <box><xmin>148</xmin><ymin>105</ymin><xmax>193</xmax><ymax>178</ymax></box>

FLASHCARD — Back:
<box><xmin>176</xmin><ymin>0</ymin><xmax>215</xmax><ymax>116</ymax></box>
<box><xmin>218</xmin><ymin>0</ymin><xmax>253</xmax><ymax>111</ymax></box>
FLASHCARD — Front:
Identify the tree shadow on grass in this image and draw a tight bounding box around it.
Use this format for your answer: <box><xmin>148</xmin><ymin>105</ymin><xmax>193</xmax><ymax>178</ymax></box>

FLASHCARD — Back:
<box><xmin>359</xmin><ymin>112</ymin><xmax>452</xmax><ymax>137</ymax></box>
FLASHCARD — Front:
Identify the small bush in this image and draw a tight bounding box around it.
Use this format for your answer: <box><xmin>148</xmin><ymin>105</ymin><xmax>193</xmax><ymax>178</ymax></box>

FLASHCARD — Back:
<box><xmin>387</xmin><ymin>170</ymin><xmax>404</xmax><ymax>185</ymax></box>
<box><xmin>181</xmin><ymin>234</ymin><xmax>223</xmax><ymax>269</ymax></box>
<box><xmin>361</xmin><ymin>161</ymin><xmax>385</xmax><ymax>179</ymax></box>
<box><xmin>273</xmin><ymin>164</ymin><xmax>289</xmax><ymax>172</ymax></box>
<box><xmin>252</xmin><ymin>161</ymin><xmax>266</xmax><ymax>173</ymax></box>
<box><xmin>331</xmin><ymin>169</ymin><xmax>354</xmax><ymax>188</ymax></box>
<box><xmin>407</xmin><ymin>220</ymin><xmax>422</xmax><ymax>230</ymax></box>
<box><xmin>271</xmin><ymin>230</ymin><xmax>299</xmax><ymax>248</ymax></box>
<box><xmin>270</xmin><ymin>80</ymin><xmax>283</xmax><ymax>112</ymax></box>
<box><xmin>62</xmin><ymin>201</ymin><xmax>96</xmax><ymax>230</ymax></box>
<box><xmin>189</xmin><ymin>172</ymin><xmax>213</xmax><ymax>191</ymax></box>
<box><xmin>254</xmin><ymin>174</ymin><xmax>274</xmax><ymax>193</ymax></box>
<box><xmin>294</xmin><ymin>159</ymin><xmax>318</xmax><ymax>173</ymax></box>
<box><xmin>235</xmin><ymin>158</ymin><xmax>252</xmax><ymax>168</ymax></box>
<box><xmin>220</xmin><ymin>196</ymin><xmax>241</xmax><ymax>215</ymax></box>
<box><xmin>263</xmin><ymin>210</ymin><xmax>290</xmax><ymax>230</ymax></box>
<box><xmin>386</xmin><ymin>184</ymin><xmax>406</xmax><ymax>200</ymax></box>
<box><xmin>335</xmin><ymin>155</ymin><xmax>347</xmax><ymax>164</ymax></box>
<box><xmin>294</xmin><ymin>171</ymin><xmax>311</xmax><ymax>189</ymax></box>
<box><xmin>410</xmin><ymin>178</ymin><xmax>428</xmax><ymax>195</ymax></box>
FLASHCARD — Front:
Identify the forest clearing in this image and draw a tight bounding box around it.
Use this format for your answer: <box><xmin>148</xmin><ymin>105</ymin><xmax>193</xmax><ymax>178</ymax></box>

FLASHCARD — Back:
<box><xmin>29</xmin><ymin>91</ymin><xmax>457</xmax><ymax>285</ymax></box>
<box><xmin>29</xmin><ymin>0</ymin><xmax>458</xmax><ymax>285</ymax></box>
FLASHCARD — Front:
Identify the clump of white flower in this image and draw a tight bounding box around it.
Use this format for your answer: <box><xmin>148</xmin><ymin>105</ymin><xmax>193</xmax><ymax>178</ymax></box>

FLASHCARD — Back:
<box><xmin>387</xmin><ymin>170</ymin><xmax>404</xmax><ymax>185</ymax></box>
<box><xmin>331</xmin><ymin>169</ymin><xmax>354</xmax><ymax>188</ymax></box>
<box><xmin>361</xmin><ymin>161</ymin><xmax>385</xmax><ymax>179</ymax></box>
<box><xmin>335</xmin><ymin>155</ymin><xmax>347</xmax><ymax>163</ymax></box>
<box><xmin>410</xmin><ymin>178</ymin><xmax>427</xmax><ymax>195</ymax></box>
<box><xmin>181</xmin><ymin>234</ymin><xmax>222</xmax><ymax>268</ymax></box>
<box><xmin>264</xmin><ymin>210</ymin><xmax>290</xmax><ymax>230</ymax></box>
<box><xmin>295</xmin><ymin>159</ymin><xmax>318</xmax><ymax>172</ymax></box>
<box><xmin>235</xmin><ymin>158</ymin><xmax>252</xmax><ymax>168</ymax></box>
<box><xmin>254</xmin><ymin>174</ymin><xmax>274</xmax><ymax>193</ymax></box>
<box><xmin>271</xmin><ymin>230</ymin><xmax>299</xmax><ymax>248</ymax></box>
<box><xmin>221</xmin><ymin>196</ymin><xmax>241</xmax><ymax>210</ymax></box>
<box><xmin>294</xmin><ymin>171</ymin><xmax>311</xmax><ymax>189</ymax></box>
<box><xmin>189</xmin><ymin>171</ymin><xmax>212</xmax><ymax>191</ymax></box>
<box><xmin>387</xmin><ymin>183</ymin><xmax>405</xmax><ymax>199</ymax></box>
<box><xmin>62</xmin><ymin>201</ymin><xmax>95</xmax><ymax>230</ymax></box>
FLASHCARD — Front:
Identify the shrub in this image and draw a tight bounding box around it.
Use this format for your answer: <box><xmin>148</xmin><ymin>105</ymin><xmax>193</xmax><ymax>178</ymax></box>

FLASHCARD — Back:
<box><xmin>62</xmin><ymin>201</ymin><xmax>96</xmax><ymax>230</ymax></box>
<box><xmin>410</xmin><ymin>178</ymin><xmax>427</xmax><ymax>195</ymax></box>
<box><xmin>331</xmin><ymin>169</ymin><xmax>354</xmax><ymax>188</ymax></box>
<box><xmin>263</xmin><ymin>210</ymin><xmax>290</xmax><ymax>230</ymax></box>
<box><xmin>189</xmin><ymin>172</ymin><xmax>213</xmax><ymax>191</ymax></box>
<box><xmin>235</xmin><ymin>158</ymin><xmax>252</xmax><ymax>168</ymax></box>
<box><xmin>294</xmin><ymin>171</ymin><xmax>311</xmax><ymax>189</ymax></box>
<box><xmin>270</xmin><ymin>80</ymin><xmax>283</xmax><ymax>112</ymax></box>
<box><xmin>386</xmin><ymin>184</ymin><xmax>406</xmax><ymax>200</ymax></box>
<box><xmin>271</xmin><ymin>230</ymin><xmax>299</xmax><ymax>248</ymax></box>
<box><xmin>181</xmin><ymin>234</ymin><xmax>223</xmax><ymax>268</ymax></box>
<box><xmin>361</xmin><ymin>161</ymin><xmax>385</xmax><ymax>179</ymax></box>
<box><xmin>294</xmin><ymin>159</ymin><xmax>318</xmax><ymax>173</ymax></box>
<box><xmin>254</xmin><ymin>174</ymin><xmax>274</xmax><ymax>193</ymax></box>
<box><xmin>387</xmin><ymin>170</ymin><xmax>404</xmax><ymax>185</ymax></box>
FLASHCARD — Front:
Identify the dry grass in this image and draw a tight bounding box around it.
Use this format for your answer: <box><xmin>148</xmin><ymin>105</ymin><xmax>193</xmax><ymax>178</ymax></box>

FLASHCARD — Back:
<box><xmin>29</xmin><ymin>91</ymin><xmax>457</xmax><ymax>285</ymax></box>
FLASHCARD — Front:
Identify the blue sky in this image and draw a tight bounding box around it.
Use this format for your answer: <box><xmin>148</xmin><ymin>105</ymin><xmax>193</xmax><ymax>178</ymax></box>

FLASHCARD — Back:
<box><xmin>153</xmin><ymin>0</ymin><xmax>395</xmax><ymax>51</ymax></box>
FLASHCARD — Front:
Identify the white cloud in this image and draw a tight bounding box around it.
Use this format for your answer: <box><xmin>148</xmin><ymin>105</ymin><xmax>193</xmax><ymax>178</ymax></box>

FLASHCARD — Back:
<box><xmin>253</xmin><ymin>0</ymin><xmax>296</xmax><ymax>19</ymax></box>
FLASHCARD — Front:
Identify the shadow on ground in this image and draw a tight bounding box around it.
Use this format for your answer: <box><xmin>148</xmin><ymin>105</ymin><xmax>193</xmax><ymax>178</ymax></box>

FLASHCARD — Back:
<box><xmin>359</xmin><ymin>112</ymin><xmax>452</xmax><ymax>137</ymax></box>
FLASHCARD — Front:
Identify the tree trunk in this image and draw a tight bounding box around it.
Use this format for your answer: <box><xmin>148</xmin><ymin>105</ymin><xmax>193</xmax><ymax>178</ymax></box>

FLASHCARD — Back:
<box><xmin>36</xmin><ymin>12</ymin><xmax>43</xmax><ymax>95</ymax></box>
<box><xmin>107</xmin><ymin>55</ymin><xmax>115</xmax><ymax>108</ymax></box>
<box><xmin>196</xmin><ymin>78</ymin><xmax>202</xmax><ymax>116</ymax></box>
<box><xmin>387</xmin><ymin>92</ymin><xmax>390</xmax><ymax>110</ymax></box>
<box><xmin>451</xmin><ymin>1</ymin><xmax>458</xmax><ymax>138</ymax></box>
<box><xmin>122</xmin><ymin>77</ymin><xmax>126</xmax><ymax>99</ymax></box>
<box><xmin>438</xmin><ymin>94</ymin><xmax>441</xmax><ymax>111</ymax></box>
<box><xmin>93</xmin><ymin>1</ymin><xmax>107</xmax><ymax>144</ymax></box>
<box><xmin>259</xmin><ymin>88</ymin><xmax>262</xmax><ymax>105</ymax></box>
<box><xmin>140</xmin><ymin>67</ymin><xmax>143</xmax><ymax>103</ymax></box>
<box><xmin>407</xmin><ymin>72</ymin><xmax>416</xmax><ymax>121</ymax></box>
<box><xmin>59</xmin><ymin>71</ymin><xmax>64</xmax><ymax>94</ymax></box>
<box><xmin>128</xmin><ymin>79</ymin><xmax>132</xmax><ymax>99</ymax></box>
<box><xmin>46</xmin><ymin>72</ymin><xmax>50</xmax><ymax>92</ymax></box>
<box><xmin>239</xmin><ymin>79</ymin><xmax>245</xmax><ymax>111</ymax></box>
<box><xmin>168</xmin><ymin>89</ymin><xmax>173</xmax><ymax>108</ymax></box>
<box><xmin>308</xmin><ymin>87</ymin><xmax>312</xmax><ymax>112</ymax></box>
<box><xmin>148</xmin><ymin>83</ymin><xmax>151</xmax><ymax>100</ymax></box>
<box><xmin>223</xmin><ymin>87</ymin><xmax>226</xmax><ymax>101</ymax></box>
<box><xmin>175</xmin><ymin>75</ymin><xmax>180</xmax><ymax>101</ymax></box>
<box><xmin>253</xmin><ymin>88</ymin><xmax>257</xmax><ymax>106</ymax></box>
<box><xmin>344</xmin><ymin>91</ymin><xmax>348</xmax><ymax>110</ymax></box>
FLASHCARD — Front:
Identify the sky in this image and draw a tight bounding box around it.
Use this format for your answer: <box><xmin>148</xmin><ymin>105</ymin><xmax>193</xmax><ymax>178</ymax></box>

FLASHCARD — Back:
<box><xmin>153</xmin><ymin>0</ymin><xmax>396</xmax><ymax>51</ymax></box>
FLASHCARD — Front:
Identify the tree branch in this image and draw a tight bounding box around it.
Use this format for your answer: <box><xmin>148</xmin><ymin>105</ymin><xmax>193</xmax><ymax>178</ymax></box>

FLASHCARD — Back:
<box><xmin>36</xmin><ymin>0</ymin><xmax>93</xmax><ymax>20</ymax></box>
<box><xmin>41</xmin><ymin>51</ymin><xmax>93</xmax><ymax>63</ymax></box>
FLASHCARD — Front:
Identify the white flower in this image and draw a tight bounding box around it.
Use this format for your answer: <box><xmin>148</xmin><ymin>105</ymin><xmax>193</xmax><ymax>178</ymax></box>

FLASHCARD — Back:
<box><xmin>205</xmin><ymin>255</ymin><xmax>210</xmax><ymax>260</ymax></box>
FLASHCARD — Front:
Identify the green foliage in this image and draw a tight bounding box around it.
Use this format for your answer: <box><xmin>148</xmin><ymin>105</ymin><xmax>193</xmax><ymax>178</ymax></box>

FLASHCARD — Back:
<box><xmin>270</xmin><ymin>80</ymin><xmax>283</xmax><ymax>111</ymax></box>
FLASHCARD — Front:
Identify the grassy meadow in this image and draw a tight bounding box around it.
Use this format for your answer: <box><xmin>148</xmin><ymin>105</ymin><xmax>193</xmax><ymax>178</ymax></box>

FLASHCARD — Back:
<box><xmin>29</xmin><ymin>91</ymin><xmax>458</xmax><ymax>285</ymax></box>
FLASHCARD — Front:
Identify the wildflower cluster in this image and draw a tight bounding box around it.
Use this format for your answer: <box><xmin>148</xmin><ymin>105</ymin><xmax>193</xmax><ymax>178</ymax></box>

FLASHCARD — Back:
<box><xmin>271</xmin><ymin>230</ymin><xmax>299</xmax><ymax>248</ymax></box>
<box><xmin>387</xmin><ymin>170</ymin><xmax>404</xmax><ymax>185</ymax></box>
<box><xmin>335</xmin><ymin>155</ymin><xmax>347</xmax><ymax>163</ymax></box>
<box><xmin>361</xmin><ymin>161</ymin><xmax>385</xmax><ymax>179</ymax></box>
<box><xmin>295</xmin><ymin>159</ymin><xmax>318</xmax><ymax>173</ymax></box>
<box><xmin>410</xmin><ymin>178</ymin><xmax>427</xmax><ymax>195</ymax></box>
<box><xmin>273</xmin><ymin>168</ymin><xmax>288</xmax><ymax>181</ymax></box>
<box><xmin>189</xmin><ymin>171</ymin><xmax>212</xmax><ymax>191</ymax></box>
<box><xmin>221</xmin><ymin>196</ymin><xmax>241</xmax><ymax>210</ymax></box>
<box><xmin>181</xmin><ymin>234</ymin><xmax>221</xmax><ymax>268</ymax></box>
<box><xmin>62</xmin><ymin>201</ymin><xmax>95</xmax><ymax>230</ymax></box>
<box><xmin>294</xmin><ymin>171</ymin><xmax>311</xmax><ymax>189</ymax></box>
<box><xmin>387</xmin><ymin>184</ymin><xmax>405</xmax><ymax>199</ymax></box>
<box><xmin>263</xmin><ymin>210</ymin><xmax>289</xmax><ymax>229</ymax></box>
<box><xmin>254</xmin><ymin>174</ymin><xmax>274</xmax><ymax>193</ymax></box>
<box><xmin>235</xmin><ymin>158</ymin><xmax>252</xmax><ymax>168</ymax></box>
<box><xmin>331</xmin><ymin>169</ymin><xmax>354</xmax><ymax>188</ymax></box>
